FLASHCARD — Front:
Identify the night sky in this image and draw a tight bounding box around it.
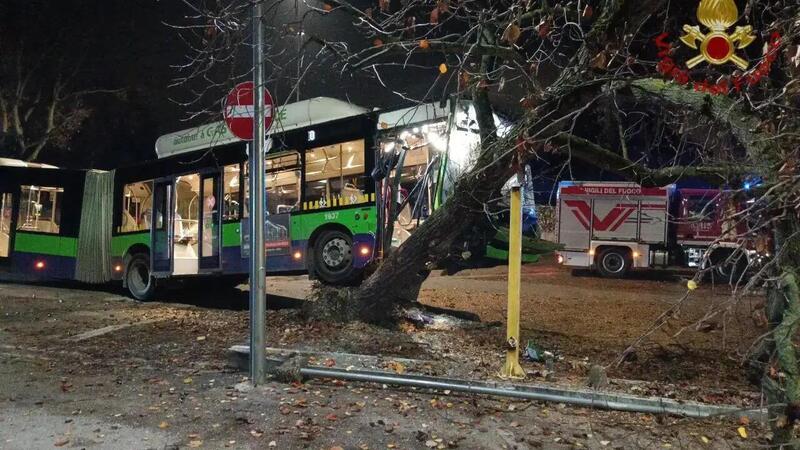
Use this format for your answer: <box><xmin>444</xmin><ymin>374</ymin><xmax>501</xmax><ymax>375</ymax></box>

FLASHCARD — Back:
<box><xmin>1</xmin><ymin>0</ymin><xmax>443</xmax><ymax>169</ymax></box>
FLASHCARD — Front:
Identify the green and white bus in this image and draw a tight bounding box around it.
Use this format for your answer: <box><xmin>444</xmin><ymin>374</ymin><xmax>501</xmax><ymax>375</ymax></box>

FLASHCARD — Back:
<box><xmin>1</xmin><ymin>97</ymin><xmax>484</xmax><ymax>299</ymax></box>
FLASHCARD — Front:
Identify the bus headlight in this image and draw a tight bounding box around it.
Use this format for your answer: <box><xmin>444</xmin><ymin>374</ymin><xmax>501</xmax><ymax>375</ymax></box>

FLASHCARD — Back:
<box><xmin>359</xmin><ymin>246</ymin><xmax>371</xmax><ymax>256</ymax></box>
<box><xmin>35</xmin><ymin>261</ymin><xmax>45</xmax><ymax>270</ymax></box>
<box><xmin>293</xmin><ymin>251</ymin><xmax>302</xmax><ymax>260</ymax></box>
<box><xmin>557</xmin><ymin>254</ymin><xmax>564</xmax><ymax>264</ymax></box>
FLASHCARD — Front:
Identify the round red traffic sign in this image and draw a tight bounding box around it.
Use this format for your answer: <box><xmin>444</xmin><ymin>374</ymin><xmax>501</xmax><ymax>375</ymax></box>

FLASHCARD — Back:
<box><xmin>223</xmin><ymin>81</ymin><xmax>274</xmax><ymax>141</ymax></box>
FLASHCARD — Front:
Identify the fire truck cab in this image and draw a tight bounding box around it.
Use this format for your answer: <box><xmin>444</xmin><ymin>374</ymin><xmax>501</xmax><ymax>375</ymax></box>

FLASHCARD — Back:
<box><xmin>555</xmin><ymin>181</ymin><xmax>751</xmax><ymax>278</ymax></box>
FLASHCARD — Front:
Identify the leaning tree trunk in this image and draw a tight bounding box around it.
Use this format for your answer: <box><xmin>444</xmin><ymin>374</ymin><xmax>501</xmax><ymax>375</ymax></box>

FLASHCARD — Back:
<box><xmin>354</xmin><ymin>82</ymin><xmax>509</xmax><ymax>323</ymax></box>
<box><xmin>321</xmin><ymin>0</ymin><xmax>644</xmax><ymax>324</ymax></box>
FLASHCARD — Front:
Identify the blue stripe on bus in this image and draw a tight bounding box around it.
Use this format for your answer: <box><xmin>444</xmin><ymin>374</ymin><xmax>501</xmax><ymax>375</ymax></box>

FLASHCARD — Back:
<box><xmin>11</xmin><ymin>252</ymin><xmax>77</xmax><ymax>280</ymax></box>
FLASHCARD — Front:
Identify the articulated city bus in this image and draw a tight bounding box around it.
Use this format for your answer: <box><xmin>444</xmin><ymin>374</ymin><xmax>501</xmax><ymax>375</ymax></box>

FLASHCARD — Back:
<box><xmin>0</xmin><ymin>97</ymin><xmax>477</xmax><ymax>299</ymax></box>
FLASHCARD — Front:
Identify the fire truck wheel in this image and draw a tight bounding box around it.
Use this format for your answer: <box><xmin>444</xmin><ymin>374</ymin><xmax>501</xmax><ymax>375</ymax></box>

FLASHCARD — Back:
<box><xmin>596</xmin><ymin>248</ymin><xmax>630</xmax><ymax>278</ymax></box>
<box><xmin>125</xmin><ymin>253</ymin><xmax>156</xmax><ymax>301</ymax></box>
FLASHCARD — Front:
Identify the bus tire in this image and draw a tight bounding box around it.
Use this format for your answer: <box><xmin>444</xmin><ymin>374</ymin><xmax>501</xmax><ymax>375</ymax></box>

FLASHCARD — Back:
<box><xmin>125</xmin><ymin>253</ymin><xmax>156</xmax><ymax>301</ymax></box>
<box><xmin>596</xmin><ymin>248</ymin><xmax>630</xmax><ymax>278</ymax></box>
<box><xmin>313</xmin><ymin>229</ymin><xmax>357</xmax><ymax>285</ymax></box>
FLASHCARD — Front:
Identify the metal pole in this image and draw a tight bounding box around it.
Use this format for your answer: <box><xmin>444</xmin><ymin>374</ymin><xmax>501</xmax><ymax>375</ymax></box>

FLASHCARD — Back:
<box><xmin>500</xmin><ymin>175</ymin><xmax>526</xmax><ymax>379</ymax></box>
<box><xmin>298</xmin><ymin>366</ymin><xmax>762</xmax><ymax>420</ymax></box>
<box><xmin>249</xmin><ymin>0</ymin><xmax>267</xmax><ymax>386</ymax></box>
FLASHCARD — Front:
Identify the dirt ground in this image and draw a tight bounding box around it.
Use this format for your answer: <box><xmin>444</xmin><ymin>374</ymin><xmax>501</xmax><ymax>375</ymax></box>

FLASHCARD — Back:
<box><xmin>0</xmin><ymin>259</ymin><xmax>770</xmax><ymax>449</ymax></box>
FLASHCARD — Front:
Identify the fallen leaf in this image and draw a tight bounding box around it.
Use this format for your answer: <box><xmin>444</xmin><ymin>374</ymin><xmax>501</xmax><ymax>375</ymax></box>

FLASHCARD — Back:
<box><xmin>419</xmin><ymin>39</ymin><xmax>429</xmax><ymax>49</ymax></box>
<box><xmin>188</xmin><ymin>440</ymin><xmax>203</xmax><ymax>448</ymax></box>
<box><xmin>251</xmin><ymin>429</ymin><xmax>264</xmax><ymax>437</ymax></box>
<box><xmin>183</xmin><ymin>377</ymin><xmax>193</xmax><ymax>384</ymax></box>
<box><xmin>425</xmin><ymin>440</ymin><xmax>437</xmax><ymax>448</ymax></box>
<box><xmin>739</xmin><ymin>416</ymin><xmax>750</xmax><ymax>426</ymax></box>
<box><xmin>323</xmin><ymin>3</ymin><xmax>333</xmax><ymax>11</ymax></box>
<box><xmin>54</xmin><ymin>438</ymin><xmax>70</xmax><ymax>447</ymax></box>
<box><xmin>502</xmin><ymin>22</ymin><xmax>522</xmax><ymax>45</ymax></box>
<box><xmin>268</xmin><ymin>441</ymin><xmax>277</xmax><ymax>447</ymax></box>
<box><xmin>387</xmin><ymin>361</ymin><xmax>405</xmax><ymax>374</ymax></box>
<box><xmin>700</xmin><ymin>435</ymin><xmax>710</xmax><ymax>444</ymax></box>
<box><xmin>737</xmin><ymin>427</ymin><xmax>747</xmax><ymax>438</ymax></box>
<box><xmin>158</xmin><ymin>421</ymin><xmax>169</xmax><ymax>429</ymax></box>
<box><xmin>196</xmin><ymin>336</ymin><xmax>206</xmax><ymax>341</ymax></box>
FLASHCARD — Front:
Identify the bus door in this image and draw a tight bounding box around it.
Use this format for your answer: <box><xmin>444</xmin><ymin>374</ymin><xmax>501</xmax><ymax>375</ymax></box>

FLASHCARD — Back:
<box><xmin>265</xmin><ymin>155</ymin><xmax>300</xmax><ymax>260</ymax></box>
<box><xmin>0</xmin><ymin>191</ymin><xmax>15</xmax><ymax>262</ymax></box>
<box><xmin>151</xmin><ymin>179</ymin><xmax>173</xmax><ymax>275</ymax></box>
<box><xmin>199</xmin><ymin>172</ymin><xmax>222</xmax><ymax>271</ymax></box>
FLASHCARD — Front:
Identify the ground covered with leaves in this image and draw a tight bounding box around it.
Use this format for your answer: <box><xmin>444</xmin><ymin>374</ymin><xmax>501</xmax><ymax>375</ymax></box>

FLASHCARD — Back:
<box><xmin>0</xmin><ymin>259</ymin><xmax>768</xmax><ymax>448</ymax></box>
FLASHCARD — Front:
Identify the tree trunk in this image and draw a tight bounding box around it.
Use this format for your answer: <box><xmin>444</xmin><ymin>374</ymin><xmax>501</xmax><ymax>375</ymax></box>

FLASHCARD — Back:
<box><xmin>755</xmin><ymin>215</ymin><xmax>800</xmax><ymax>448</ymax></box>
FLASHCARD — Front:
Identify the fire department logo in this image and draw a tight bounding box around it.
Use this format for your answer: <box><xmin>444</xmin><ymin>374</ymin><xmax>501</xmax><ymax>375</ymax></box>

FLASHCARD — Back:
<box><xmin>654</xmin><ymin>0</ymin><xmax>782</xmax><ymax>96</ymax></box>
<box><xmin>679</xmin><ymin>0</ymin><xmax>756</xmax><ymax>69</ymax></box>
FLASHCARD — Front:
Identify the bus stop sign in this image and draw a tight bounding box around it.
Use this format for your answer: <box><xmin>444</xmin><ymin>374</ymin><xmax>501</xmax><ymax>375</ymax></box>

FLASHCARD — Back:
<box><xmin>223</xmin><ymin>81</ymin><xmax>274</xmax><ymax>140</ymax></box>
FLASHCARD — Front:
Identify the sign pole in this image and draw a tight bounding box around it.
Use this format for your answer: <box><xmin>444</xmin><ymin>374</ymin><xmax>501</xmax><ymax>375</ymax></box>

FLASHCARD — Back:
<box><xmin>249</xmin><ymin>0</ymin><xmax>267</xmax><ymax>386</ymax></box>
<box><xmin>500</xmin><ymin>174</ymin><xmax>526</xmax><ymax>380</ymax></box>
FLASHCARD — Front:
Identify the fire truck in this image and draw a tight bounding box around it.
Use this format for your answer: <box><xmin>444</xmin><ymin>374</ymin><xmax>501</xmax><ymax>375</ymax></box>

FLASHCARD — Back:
<box><xmin>554</xmin><ymin>181</ymin><xmax>757</xmax><ymax>279</ymax></box>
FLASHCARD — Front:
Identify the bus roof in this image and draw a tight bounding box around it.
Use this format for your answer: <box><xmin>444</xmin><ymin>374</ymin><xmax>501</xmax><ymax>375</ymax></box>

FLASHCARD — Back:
<box><xmin>154</xmin><ymin>97</ymin><xmax>369</xmax><ymax>159</ymax></box>
<box><xmin>377</xmin><ymin>101</ymin><xmax>450</xmax><ymax>130</ymax></box>
<box><xmin>0</xmin><ymin>157</ymin><xmax>58</xmax><ymax>169</ymax></box>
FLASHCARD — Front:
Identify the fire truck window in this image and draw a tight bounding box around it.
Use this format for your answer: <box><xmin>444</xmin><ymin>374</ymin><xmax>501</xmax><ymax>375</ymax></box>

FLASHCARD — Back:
<box><xmin>686</xmin><ymin>198</ymin><xmax>717</xmax><ymax>221</ymax></box>
<box><xmin>119</xmin><ymin>180</ymin><xmax>153</xmax><ymax>233</ymax></box>
<box><xmin>304</xmin><ymin>139</ymin><xmax>367</xmax><ymax>208</ymax></box>
<box><xmin>17</xmin><ymin>186</ymin><xmax>63</xmax><ymax>234</ymax></box>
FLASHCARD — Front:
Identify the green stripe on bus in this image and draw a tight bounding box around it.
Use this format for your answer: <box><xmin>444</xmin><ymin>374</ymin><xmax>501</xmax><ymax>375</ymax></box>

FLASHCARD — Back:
<box><xmin>290</xmin><ymin>205</ymin><xmax>378</xmax><ymax>241</ymax></box>
<box><xmin>14</xmin><ymin>232</ymin><xmax>78</xmax><ymax>258</ymax></box>
<box><xmin>111</xmin><ymin>232</ymin><xmax>150</xmax><ymax>258</ymax></box>
<box><xmin>222</xmin><ymin>222</ymin><xmax>241</xmax><ymax>247</ymax></box>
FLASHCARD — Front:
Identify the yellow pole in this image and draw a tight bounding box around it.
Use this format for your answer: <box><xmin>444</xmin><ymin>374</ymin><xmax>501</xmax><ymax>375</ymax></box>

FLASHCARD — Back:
<box><xmin>500</xmin><ymin>181</ymin><xmax>526</xmax><ymax>379</ymax></box>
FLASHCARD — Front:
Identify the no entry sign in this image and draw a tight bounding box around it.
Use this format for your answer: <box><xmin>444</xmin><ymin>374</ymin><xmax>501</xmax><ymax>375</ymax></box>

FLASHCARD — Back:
<box><xmin>223</xmin><ymin>81</ymin><xmax>274</xmax><ymax>140</ymax></box>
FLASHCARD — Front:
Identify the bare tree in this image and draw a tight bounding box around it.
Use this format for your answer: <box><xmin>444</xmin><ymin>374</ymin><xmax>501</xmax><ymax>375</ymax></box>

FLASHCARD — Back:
<box><xmin>174</xmin><ymin>0</ymin><xmax>800</xmax><ymax>443</ymax></box>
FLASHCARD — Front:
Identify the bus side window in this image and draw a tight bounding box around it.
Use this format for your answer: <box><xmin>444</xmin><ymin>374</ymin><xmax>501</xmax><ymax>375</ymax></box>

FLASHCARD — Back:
<box><xmin>267</xmin><ymin>169</ymin><xmax>300</xmax><ymax>214</ymax></box>
<box><xmin>17</xmin><ymin>185</ymin><xmax>64</xmax><ymax>234</ymax></box>
<box><xmin>304</xmin><ymin>139</ymin><xmax>366</xmax><ymax>208</ymax></box>
<box><xmin>119</xmin><ymin>181</ymin><xmax>153</xmax><ymax>233</ymax></box>
<box><xmin>223</xmin><ymin>164</ymin><xmax>242</xmax><ymax>221</ymax></box>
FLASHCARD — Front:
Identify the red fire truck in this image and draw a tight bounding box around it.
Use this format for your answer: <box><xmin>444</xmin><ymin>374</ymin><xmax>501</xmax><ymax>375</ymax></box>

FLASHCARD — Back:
<box><xmin>555</xmin><ymin>181</ymin><xmax>758</xmax><ymax>279</ymax></box>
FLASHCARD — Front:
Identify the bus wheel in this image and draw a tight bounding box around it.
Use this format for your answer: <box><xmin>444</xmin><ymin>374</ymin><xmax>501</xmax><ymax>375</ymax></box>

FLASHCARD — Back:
<box><xmin>126</xmin><ymin>253</ymin><xmax>156</xmax><ymax>301</ymax></box>
<box><xmin>313</xmin><ymin>229</ymin><xmax>356</xmax><ymax>284</ymax></box>
<box><xmin>596</xmin><ymin>248</ymin><xmax>630</xmax><ymax>278</ymax></box>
